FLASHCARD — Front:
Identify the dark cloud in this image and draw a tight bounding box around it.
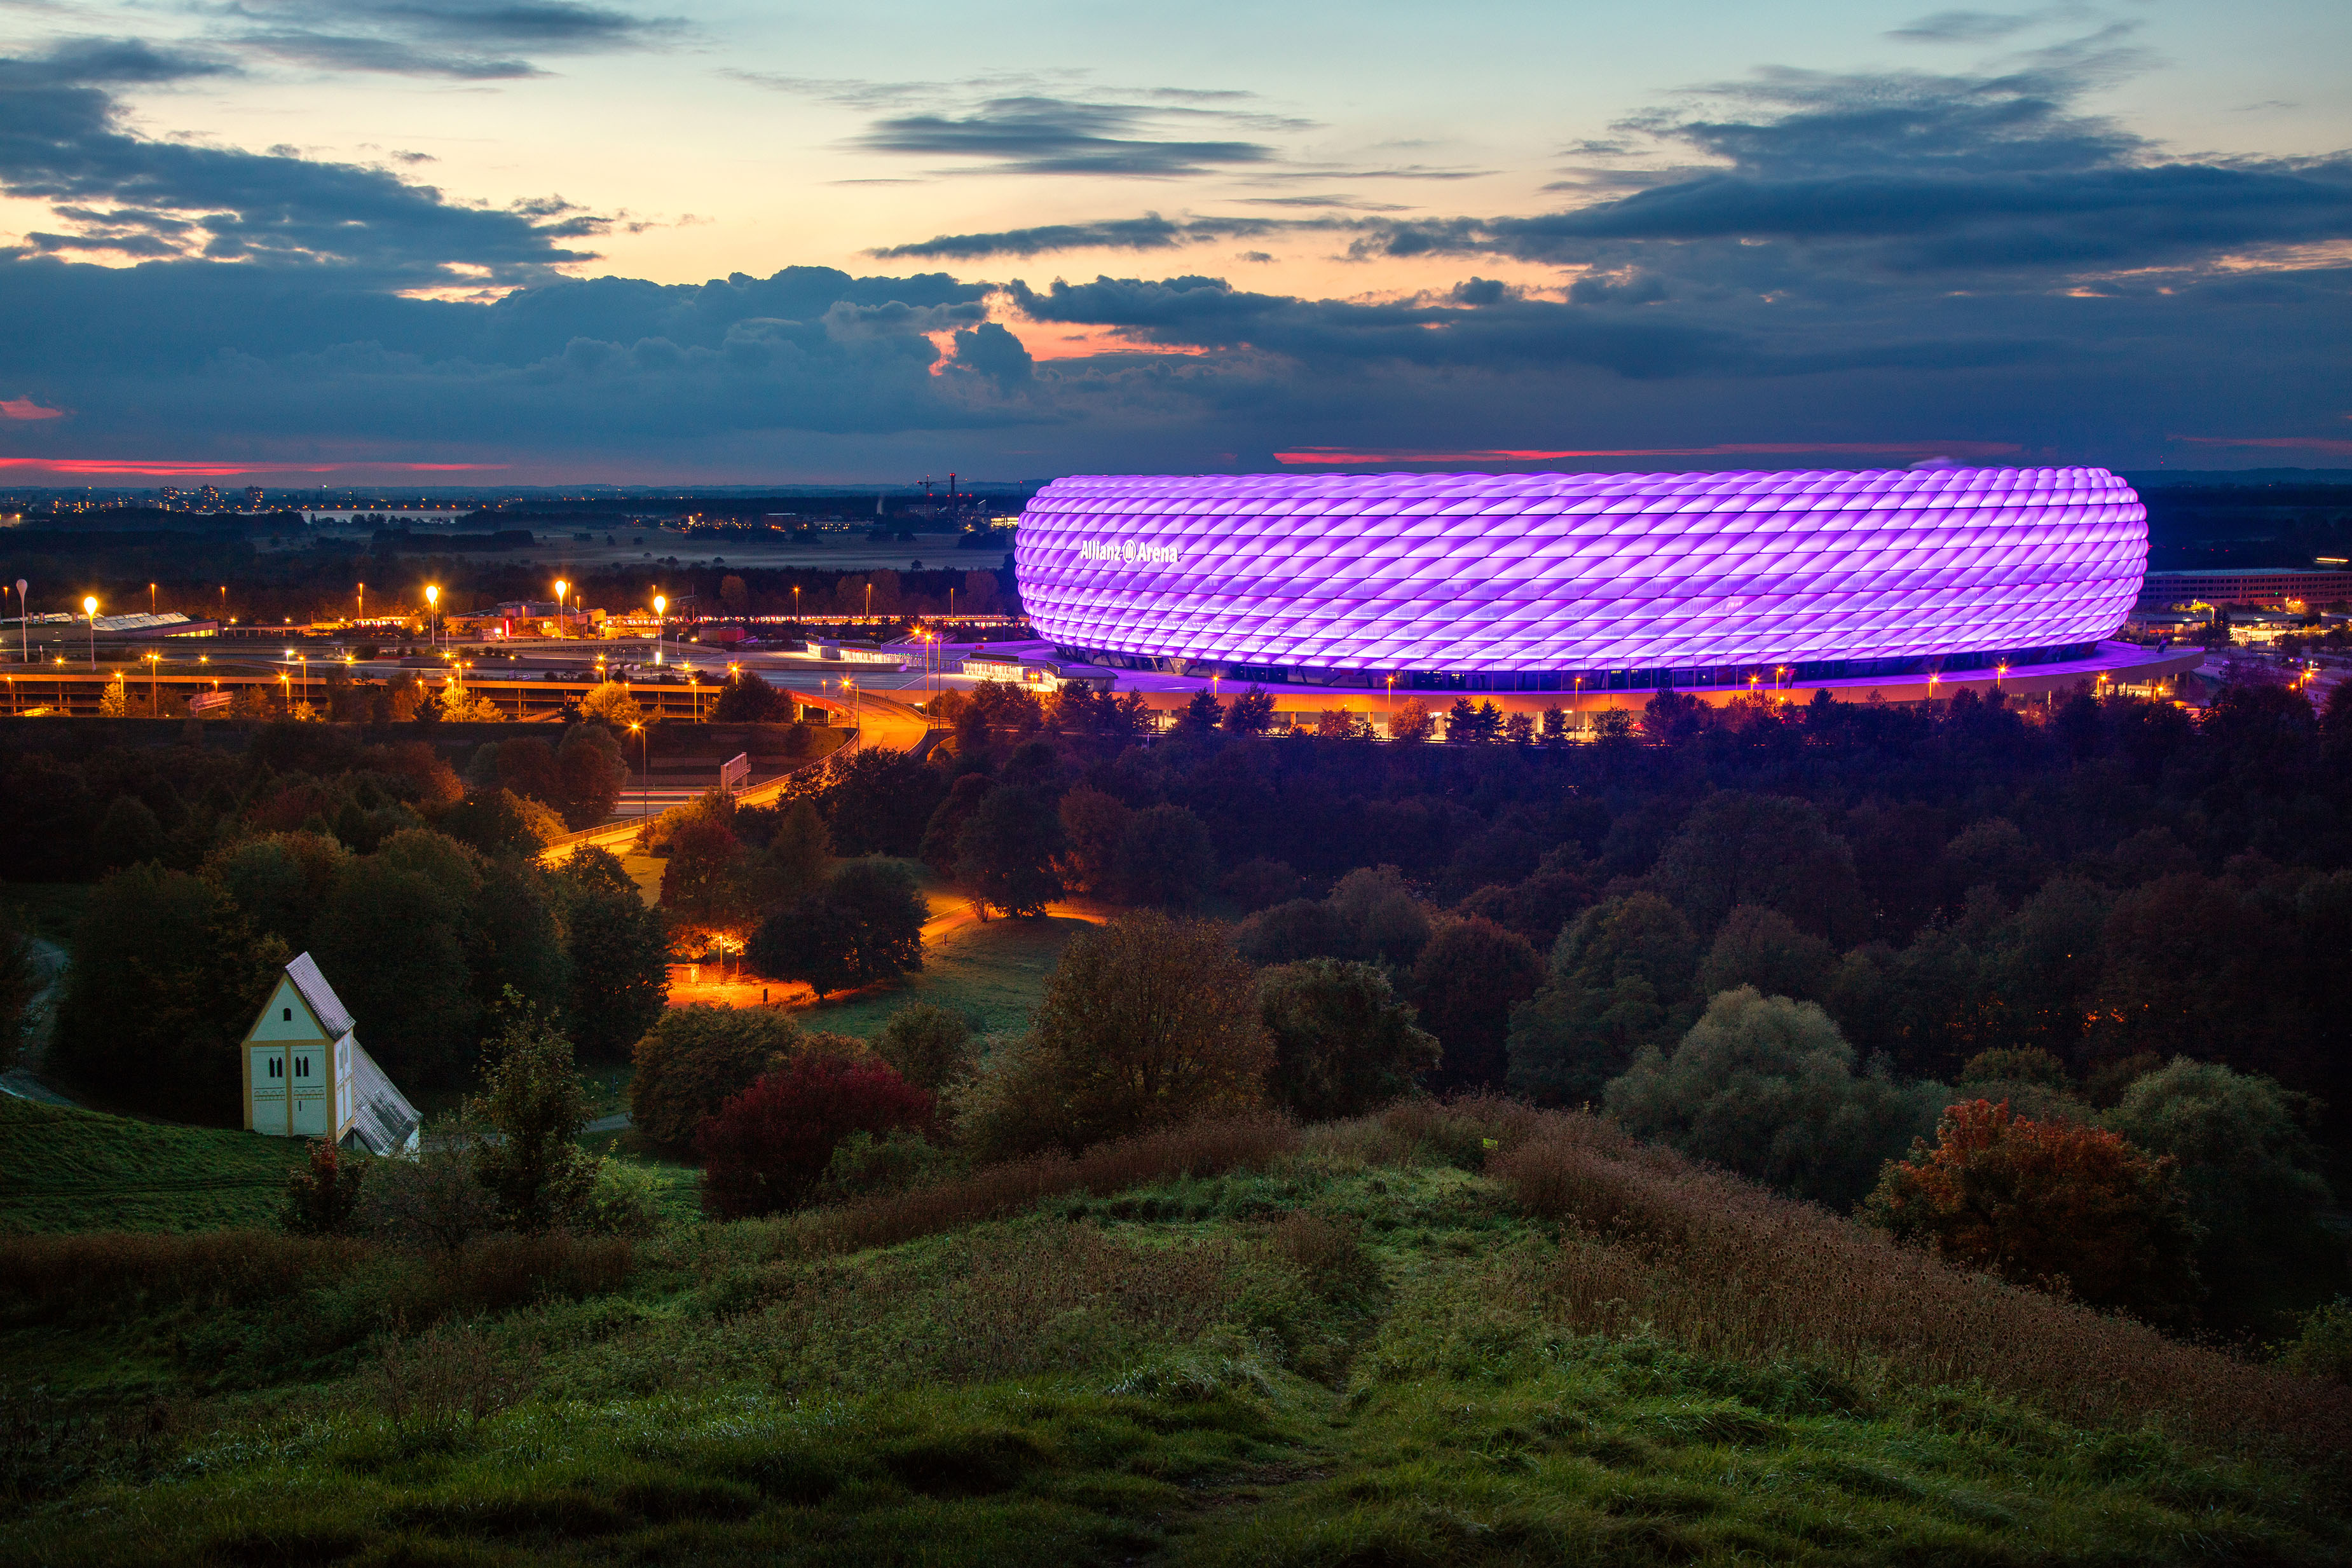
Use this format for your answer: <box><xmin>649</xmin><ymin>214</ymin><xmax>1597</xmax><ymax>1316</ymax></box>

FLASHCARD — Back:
<box><xmin>217</xmin><ymin>1</ymin><xmax>678</xmax><ymax>79</ymax></box>
<box><xmin>0</xmin><ymin>36</ymin><xmax>607</xmax><ymax>282</ymax></box>
<box><xmin>1887</xmin><ymin>10</ymin><xmax>2056</xmax><ymax>45</ymax></box>
<box><xmin>871</xmin><ymin>213</ymin><xmax>1339</xmax><ymax>260</ymax></box>
<box><xmin>850</xmin><ymin>95</ymin><xmax>1282</xmax><ymax>177</ymax></box>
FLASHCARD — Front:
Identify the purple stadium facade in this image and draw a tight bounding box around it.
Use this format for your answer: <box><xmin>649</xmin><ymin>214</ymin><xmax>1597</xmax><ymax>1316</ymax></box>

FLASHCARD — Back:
<box><xmin>1014</xmin><ymin>468</ymin><xmax>2150</xmax><ymax>694</ymax></box>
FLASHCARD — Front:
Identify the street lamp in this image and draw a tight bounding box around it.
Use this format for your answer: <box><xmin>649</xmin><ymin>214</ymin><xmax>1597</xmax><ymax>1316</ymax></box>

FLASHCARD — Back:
<box><xmin>82</xmin><ymin>596</ymin><xmax>97</xmax><ymax>669</ymax></box>
<box><xmin>426</xmin><ymin>584</ymin><xmax>440</xmax><ymax>649</ymax></box>
<box><xmin>629</xmin><ymin>721</ymin><xmax>648</xmax><ymax>816</ymax></box>
<box><xmin>652</xmin><ymin>594</ymin><xmax>666</xmax><ymax>664</ymax></box>
<box><xmin>554</xmin><ymin>578</ymin><xmax>570</xmax><ymax>637</ymax></box>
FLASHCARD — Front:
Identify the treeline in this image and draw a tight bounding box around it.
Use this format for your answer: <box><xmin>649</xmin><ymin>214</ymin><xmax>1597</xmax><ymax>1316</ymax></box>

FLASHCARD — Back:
<box><xmin>0</xmin><ymin>722</ymin><xmax>668</xmax><ymax>1115</ymax></box>
<box><xmin>739</xmin><ymin>671</ymin><xmax>2352</xmax><ymax>1332</ymax></box>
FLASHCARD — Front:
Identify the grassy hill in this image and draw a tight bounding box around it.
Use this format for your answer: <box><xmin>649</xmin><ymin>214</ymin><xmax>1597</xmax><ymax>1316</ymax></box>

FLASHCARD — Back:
<box><xmin>3</xmin><ymin>1101</ymin><xmax>2347</xmax><ymax>1564</ymax></box>
<box><xmin>0</xmin><ymin>1095</ymin><xmax>310</xmax><ymax>1233</ymax></box>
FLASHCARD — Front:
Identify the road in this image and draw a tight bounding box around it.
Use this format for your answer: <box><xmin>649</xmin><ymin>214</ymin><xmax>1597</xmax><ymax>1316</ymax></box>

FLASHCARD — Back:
<box><xmin>0</xmin><ymin>937</ymin><xmax>77</xmax><ymax>1107</ymax></box>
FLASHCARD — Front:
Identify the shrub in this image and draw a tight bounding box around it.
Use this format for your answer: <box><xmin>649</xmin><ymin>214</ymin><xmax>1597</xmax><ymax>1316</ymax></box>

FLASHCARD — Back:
<box><xmin>2280</xmin><ymin>1299</ymin><xmax>2352</xmax><ymax>1385</ymax></box>
<box><xmin>0</xmin><ymin>1231</ymin><xmax>364</xmax><ymax>1319</ymax></box>
<box><xmin>1865</xmin><ymin>1098</ymin><xmax>2203</xmax><ymax>1319</ymax></box>
<box><xmin>1604</xmin><ymin>987</ymin><xmax>1941</xmax><ymax>1208</ymax></box>
<box><xmin>971</xmin><ymin>913</ymin><xmax>1271</xmax><ymax>1157</ymax></box>
<box><xmin>697</xmin><ymin>1056</ymin><xmax>936</xmax><ymax>1220</ymax></box>
<box><xmin>629</xmin><ymin>1005</ymin><xmax>807</xmax><ymax>1150</ymax></box>
<box><xmin>581</xmin><ymin>1160</ymin><xmax>666</xmax><ymax>1238</ymax></box>
<box><xmin>872</xmin><ymin>1002</ymin><xmax>976</xmax><ymax>1093</ymax></box>
<box><xmin>353</xmin><ymin>1113</ymin><xmax>500</xmax><ymax>1252</ymax></box>
<box><xmin>1257</xmin><ymin>958</ymin><xmax>1440</xmax><ymax>1121</ymax></box>
<box><xmin>470</xmin><ymin>995</ymin><xmax>596</xmax><ymax>1234</ymax></box>
<box><xmin>280</xmin><ymin>1140</ymin><xmax>366</xmax><ymax>1236</ymax></box>
<box><xmin>369</xmin><ymin>1319</ymin><xmax>535</xmax><ymax>1436</ymax></box>
<box><xmin>819</xmin><ymin>1128</ymin><xmax>964</xmax><ymax>1201</ymax></box>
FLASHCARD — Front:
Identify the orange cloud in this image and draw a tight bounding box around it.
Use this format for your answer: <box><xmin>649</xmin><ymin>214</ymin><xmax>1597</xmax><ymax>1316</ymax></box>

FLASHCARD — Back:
<box><xmin>1275</xmin><ymin>441</ymin><xmax>2025</xmax><ymax>465</ymax></box>
<box><xmin>0</xmin><ymin>397</ymin><xmax>65</xmax><ymax>421</ymax></box>
<box><xmin>0</xmin><ymin>458</ymin><xmax>507</xmax><ymax>477</ymax></box>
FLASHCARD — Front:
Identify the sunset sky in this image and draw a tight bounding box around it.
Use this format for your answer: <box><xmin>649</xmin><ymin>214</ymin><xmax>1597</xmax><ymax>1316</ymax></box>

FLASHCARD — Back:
<box><xmin>1</xmin><ymin>1</ymin><xmax>2348</xmax><ymax>483</ymax></box>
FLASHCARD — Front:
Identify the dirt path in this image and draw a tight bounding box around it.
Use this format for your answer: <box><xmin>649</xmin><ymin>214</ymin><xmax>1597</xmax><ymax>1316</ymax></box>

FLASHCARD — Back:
<box><xmin>0</xmin><ymin>937</ymin><xmax>76</xmax><ymax>1107</ymax></box>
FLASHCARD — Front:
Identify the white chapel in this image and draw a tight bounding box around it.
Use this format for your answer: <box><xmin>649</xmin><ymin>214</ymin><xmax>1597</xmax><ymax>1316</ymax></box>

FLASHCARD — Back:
<box><xmin>240</xmin><ymin>953</ymin><xmax>420</xmax><ymax>1156</ymax></box>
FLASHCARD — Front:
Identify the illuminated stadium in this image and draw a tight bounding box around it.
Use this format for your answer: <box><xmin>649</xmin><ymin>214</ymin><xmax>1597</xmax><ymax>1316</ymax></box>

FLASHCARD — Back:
<box><xmin>1014</xmin><ymin>468</ymin><xmax>2161</xmax><ymax>698</ymax></box>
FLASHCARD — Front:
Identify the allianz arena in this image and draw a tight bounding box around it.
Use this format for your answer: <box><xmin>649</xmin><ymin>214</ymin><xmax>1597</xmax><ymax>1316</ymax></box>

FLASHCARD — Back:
<box><xmin>1013</xmin><ymin>468</ymin><xmax>2152</xmax><ymax>695</ymax></box>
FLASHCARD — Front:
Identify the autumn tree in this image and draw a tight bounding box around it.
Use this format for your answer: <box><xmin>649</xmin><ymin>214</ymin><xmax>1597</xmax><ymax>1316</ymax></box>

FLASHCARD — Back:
<box><xmin>629</xmin><ymin>1004</ymin><xmax>811</xmax><ymax>1149</ymax></box>
<box><xmin>1864</xmin><ymin>1098</ymin><xmax>2202</xmax><ymax>1319</ymax></box>
<box><xmin>954</xmin><ymin>784</ymin><xmax>1064</xmax><ymax>917</ymax></box>
<box><xmin>1411</xmin><ymin>916</ymin><xmax>1545</xmax><ymax>1089</ymax></box>
<box><xmin>746</xmin><ymin>857</ymin><xmax>927</xmax><ymax>999</ymax></box>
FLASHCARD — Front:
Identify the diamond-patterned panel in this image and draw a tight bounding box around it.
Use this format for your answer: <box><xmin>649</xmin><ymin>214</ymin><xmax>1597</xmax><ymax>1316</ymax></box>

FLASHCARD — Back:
<box><xmin>1014</xmin><ymin>468</ymin><xmax>2148</xmax><ymax>672</ymax></box>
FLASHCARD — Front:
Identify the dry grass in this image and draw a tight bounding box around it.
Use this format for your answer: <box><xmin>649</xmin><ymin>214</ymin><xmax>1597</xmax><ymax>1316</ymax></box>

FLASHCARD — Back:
<box><xmin>0</xmin><ymin>1229</ymin><xmax>632</xmax><ymax>1323</ymax></box>
<box><xmin>780</xmin><ymin>1111</ymin><xmax>1298</xmax><ymax>1258</ymax></box>
<box><xmin>1489</xmin><ymin>1110</ymin><xmax>2352</xmax><ymax>1464</ymax></box>
<box><xmin>0</xmin><ymin>1230</ymin><xmax>366</xmax><ymax>1316</ymax></box>
<box><xmin>369</xmin><ymin>1319</ymin><xmax>538</xmax><ymax>1435</ymax></box>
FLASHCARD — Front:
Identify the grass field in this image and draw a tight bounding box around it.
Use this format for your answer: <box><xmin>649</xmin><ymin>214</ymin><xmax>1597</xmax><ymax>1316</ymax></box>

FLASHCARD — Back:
<box><xmin>0</xmin><ymin>1096</ymin><xmax>311</xmax><ymax>1234</ymax></box>
<box><xmin>810</xmin><ymin>911</ymin><xmax>1090</xmax><ymax>1039</ymax></box>
<box><xmin>4</xmin><ymin>1107</ymin><xmax>2347</xmax><ymax>1565</ymax></box>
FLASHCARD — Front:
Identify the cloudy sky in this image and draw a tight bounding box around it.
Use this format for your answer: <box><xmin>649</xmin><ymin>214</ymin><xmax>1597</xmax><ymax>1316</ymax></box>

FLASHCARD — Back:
<box><xmin>0</xmin><ymin>0</ymin><xmax>2347</xmax><ymax>484</ymax></box>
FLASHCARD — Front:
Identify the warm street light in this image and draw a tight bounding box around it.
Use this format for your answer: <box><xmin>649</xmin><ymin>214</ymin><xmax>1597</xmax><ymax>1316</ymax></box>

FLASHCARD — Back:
<box><xmin>82</xmin><ymin>596</ymin><xmax>97</xmax><ymax>669</ymax></box>
<box><xmin>629</xmin><ymin>721</ymin><xmax>648</xmax><ymax>816</ymax></box>
<box><xmin>554</xmin><ymin>578</ymin><xmax>570</xmax><ymax>636</ymax></box>
<box><xmin>425</xmin><ymin>583</ymin><xmax>440</xmax><ymax>649</ymax></box>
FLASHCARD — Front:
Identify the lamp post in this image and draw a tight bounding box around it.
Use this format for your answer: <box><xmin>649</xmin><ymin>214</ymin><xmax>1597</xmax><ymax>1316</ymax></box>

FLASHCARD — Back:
<box><xmin>554</xmin><ymin>578</ymin><xmax>570</xmax><ymax>637</ymax></box>
<box><xmin>148</xmin><ymin>582</ymin><xmax>156</xmax><ymax>615</ymax></box>
<box><xmin>426</xmin><ymin>584</ymin><xmax>439</xmax><ymax>649</ymax></box>
<box><xmin>357</xmin><ymin>582</ymin><xmax>365</xmax><ymax>621</ymax></box>
<box><xmin>629</xmin><ymin>721</ymin><xmax>648</xmax><ymax>816</ymax></box>
<box><xmin>82</xmin><ymin>596</ymin><xmax>97</xmax><ymax>669</ymax></box>
<box><xmin>792</xmin><ymin>583</ymin><xmax>800</xmax><ymax>622</ymax></box>
<box><xmin>146</xmin><ymin>651</ymin><xmax>160</xmax><ymax>716</ymax></box>
<box><xmin>864</xmin><ymin>582</ymin><xmax>873</xmax><ymax>621</ymax></box>
<box><xmin>652</xmin><ymin>594</ymin><xmax>666</xmax><ymax>664</ymax></box>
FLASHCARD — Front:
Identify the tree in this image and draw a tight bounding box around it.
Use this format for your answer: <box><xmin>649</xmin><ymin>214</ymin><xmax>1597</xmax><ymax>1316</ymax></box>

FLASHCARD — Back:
<box><xmin>1507</xmin><ymin>892</ymin><xmax>1701</xmax><ymax>1106</ymax></box>
<box><xmin>1224</xmin><ymin>685</ymin><xmax>1275</xmax><ymax>735</ymax></box>
<box><xmin>713</xmin><ymin>669</ymin><xmax>784</xmax><ymax>722</ymax></box>
<box><xmin>435</xmin><ymin>787</ymin><xmax>563</xmax><ymax>859</ymax></box>
<box><xmin>1112</xmin><ymin>803</ymin><xmax>1215</xmax><ymax>908</ymax></box>
<box><xmin>202</xmin><ymin>831</ymin><xmax>350</xmax><ymax>953</ymax></box>
<box><xmin>1697</xmin><ymin>904</ymin><xmax>1837</xmax><ymax>1003</ymax></box>
<box><xmin>698</xmin><ymin>1054</ymin><xmax>934</xmax><ymax>1219</ymax></box>
<box><xmin>629</xmin><ymin>1004</ymin><xmax>809</xmax><ymax>1149</ymax></box>
<box><xmin>1410</xmin><ymin>916</ymin><xmax>1545</xmax><ymax>1089</ymax></box>
<box><xmin>550</xmin><ymin>845</ymin><xmax>669</xmax><ymax>1061</ymax></box>
<box><xmin>872</xmin><ymin>1001</ymin><xmax>976</xmax><ymax>1093</ymax></box>
<box><xmin>1389</xmin><ymin>697</ymin><xmax>1433</xmax><ymax>742</ymax></box>
<box><xmin>1234</xmin><ymin>897</ymin><xmax>1355</xmax><ymax>965</ymax></box>
<box><xmin>1606</xmin><ymin>987</ymin><xmax>1941</xmax><ymax>1208</ymax></box>
<box><xmin>467</xmin><ymin>856</ymin><xmax>570</xmax><ymax>1016</ymax></box>
<box><xmin>746</xmin><ymin>857</ymin><xmax>927</xmax><ymax>999</ymax></box>
<box><xmin>93</xmin><ymin>794</ymin><xmax>166</xmax><ymax>868</ymax></box>
<box><xmin>470</xmin><ymin>993</ymin><xmax>596</xmax><ymax>1233</ymax></box>
<box><xmin>1653</xmin><ymin>792</ymin><xmax>1864</xmax><ymax>941</ymax></box>
<box><xmin>2102</xmin><ymin>1056</ymin><xmax>2339</xmax><ymax>1321</ymax></box>
<box><xmin>1539</xmin><ymin>705</ymin><xmax>1570</xmax><ymax>744</ymax></box>
<box><xmin>578</xmin><ymin>682</ymin><xmax>645</xmax><ymax>729</ymax></box>
<box><xmin>1177</xmin><ymin>690</ymin><xmax>1224</xmax><ymax>733</ymax></box>
<box><xmin>660</xmin><ymin>812</ymin><xmax>751</xmax><ymax>930</ymax></box>
<box><xmin>1865</xmin><ymin>1098</ymin><xmax>2202</xmax><ymax>1319</ymax></box>
<box><xmin>51</xmin><ymin>864</ymin><xmax>289</xmax><ymax>1119</ymax></box>
<box><xmin>1640</xmin><ymin>685</ymin><xmax>1707</xmax><ymax>744</ymax></box>
<box><xmin>1258</xmin><ymin>958</ymin><xmax>1440</xmax><ymax>1119</ymax></box>
<box><xmin>312</xmin><ymin>840</ymin><xmax>481</xmax><ymax>1086</ymax></box>
<box><xmin>1056</xmin><ymin>784</ymin><xmax>1132</xmax><ymax>893</ymax></box>
<box><xmin>919</xmin><ymin>774</ymin><xmax>994</xmax><ymax>874</ymax></box>
<box><xmin>742</xmin><ymin>798</ymin><xmax>829</xmax><ymax>909</ymax></box>
<box><xmin>955</xmin><ymin>784</ymin><xmax>1064</xmax><ymax>917</ymax></box>
<box><xmin>819</xmin><ymin>749</ymin><xmax>945</xmax><ymax>856</ymax></box>
<box><xmin>978</xmin><ymin>913</ymin><xmax>1273</xmax><ymax>1154</ymax></box>
<box><xmin>554</xmin><ymin>723</ymin><xmax>627</xmax><ymax>828</ymax></box>
<box><xmin>1501</xmin><ymin>711</ymin><xmax>1536</xmax><ymax>746</ymax></box>
<box><xmin>1329</xmin><ymin>864</ymin><xmax>1433</xmax><ymax>965</ymax></box>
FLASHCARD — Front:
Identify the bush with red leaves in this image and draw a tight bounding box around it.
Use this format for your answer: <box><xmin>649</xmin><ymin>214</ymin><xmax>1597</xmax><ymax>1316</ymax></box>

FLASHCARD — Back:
<box><xmin>1864</xmin><ymin>1097</ymin><xmax>2202</xmax><ymax>1320</ymax></box>
<box><xmin>696</xmin><ymin>1055</ymin><xmax>935</xmax><ymax>1220</ymax></box>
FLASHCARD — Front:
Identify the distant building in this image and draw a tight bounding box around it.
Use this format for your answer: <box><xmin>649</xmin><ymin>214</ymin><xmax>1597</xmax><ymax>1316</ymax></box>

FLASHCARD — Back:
<box><xmin>241</xmin><ymin>953</ymin><xmax>418</xmax><ymax>1155</ymax></box>
<box><xmin>2138</xmin><ymin>568</ymin><xmax>2350</xmax><ymax>610</ymax></box>
<box><xmin>243</xmin><ymin>486</ymin><xmax>266</xmax><ymax>510</ymax></box>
